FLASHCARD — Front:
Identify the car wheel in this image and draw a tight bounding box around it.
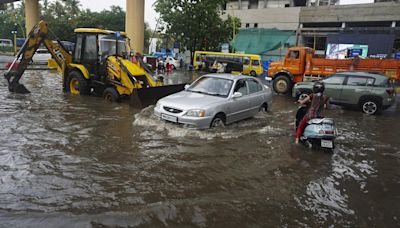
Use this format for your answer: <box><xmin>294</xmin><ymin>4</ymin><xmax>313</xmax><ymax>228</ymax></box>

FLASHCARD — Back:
<box><xmin>259</xmin><ymin>103</ymin><xmax>268</xmax><ymax>114</ymax></box>
<box><xmin>210</xmin><ymin>114</ymin><xmax>225</xmax><ymax>128</ymax></box>
<box><xmin>361</xmin><ymin>100</ymin><xmax>379</xmax><ymax>115</ymax></box>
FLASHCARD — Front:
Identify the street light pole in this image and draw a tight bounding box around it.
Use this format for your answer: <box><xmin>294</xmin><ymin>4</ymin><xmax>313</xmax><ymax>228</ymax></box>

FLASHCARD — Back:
<box><xmin>230</xmin><ymin>5</ymin><xmax>236</xmax><ymax>53</ymax></box>
<box><xmin>11</xmin><ymin>23</ymin><xmax>18</xmax><ymax>56</ymax></box>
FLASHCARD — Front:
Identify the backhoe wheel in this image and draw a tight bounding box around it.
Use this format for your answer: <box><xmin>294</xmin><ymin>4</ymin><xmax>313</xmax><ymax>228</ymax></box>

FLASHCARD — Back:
<box><xmin>273</xmin><ymin>75</ymin><xmax>292</xmax><ymax>94</ymax></box>
<box><xmin>250</xmin><ymin>70</ymin><xmax>257</xmax><ymax>77</ymax></box>
<box><xmin>103</xmin><ymin>87</ymin><xmax>120</xmax><ymax>102</ymax></box>
<box><xmin>67</xmin><ymin>71</ymin><xmax>90</xmax><ymax>95</ymax></box>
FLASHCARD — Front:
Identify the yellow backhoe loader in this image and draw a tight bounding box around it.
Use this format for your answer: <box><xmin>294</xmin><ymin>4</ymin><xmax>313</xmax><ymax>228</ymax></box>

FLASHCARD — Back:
<box><xmin>4</xmin><ymin>20</ymin><xmax>184</xmax><ymax>108</ymax></box>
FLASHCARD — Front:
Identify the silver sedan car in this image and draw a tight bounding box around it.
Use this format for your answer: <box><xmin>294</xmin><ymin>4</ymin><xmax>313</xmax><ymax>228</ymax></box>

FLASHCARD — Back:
<box><xmin>154</xmin><ymin>74</ymin><xmax>273</xmax><ymax>129</ymax></box>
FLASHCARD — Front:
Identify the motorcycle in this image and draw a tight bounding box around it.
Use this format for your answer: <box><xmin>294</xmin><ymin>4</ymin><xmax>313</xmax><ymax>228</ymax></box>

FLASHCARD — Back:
<box><xmin>295</xmin><ymin>97</ymin><xmax>336</xmax><ymax>149</ymax></box>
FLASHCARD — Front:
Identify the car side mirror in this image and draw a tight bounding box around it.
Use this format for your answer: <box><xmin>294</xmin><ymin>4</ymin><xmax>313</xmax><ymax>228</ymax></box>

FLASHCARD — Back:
<box><xmin>184</xmin><ymin>84</ymin><xmax>190</xmax><ymax>90</ymax></box>
<box><xmin>232</xmin><ymin>92</ymin><xmax>242</xmax><ymax>99</ymax></box>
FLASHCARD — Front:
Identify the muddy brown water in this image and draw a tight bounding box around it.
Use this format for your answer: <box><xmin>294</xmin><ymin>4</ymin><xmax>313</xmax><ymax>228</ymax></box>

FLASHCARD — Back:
<box><xmin>0</xmin><ymin>69</ymin><xmax>399</xmax><ymax>227</ymax></box>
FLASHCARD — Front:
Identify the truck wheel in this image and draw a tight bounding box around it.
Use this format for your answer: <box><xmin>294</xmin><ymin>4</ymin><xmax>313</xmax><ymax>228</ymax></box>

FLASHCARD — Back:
<box><xmin>103</xmin><ymin>87</ymin><xmax>120</xmax><ymax>102</ymax></box>
<box><xmin>250</xmin><ymin>71</ymin><xmax>257</xmax><ymax>77</ymax></box>
<box><xmin>273</xmin><ymin>75</ymin><xmax>292</xmax><ymax>94</ymax></box>
<box><xmin>360</xmin><ymin>99</ymin><xmax>380</xmax><ymax>115</ymax></box>
<box><xmin>66</xmin><ymin>71</ymin><xmax>90</xmax><ymax>95</ymax></box>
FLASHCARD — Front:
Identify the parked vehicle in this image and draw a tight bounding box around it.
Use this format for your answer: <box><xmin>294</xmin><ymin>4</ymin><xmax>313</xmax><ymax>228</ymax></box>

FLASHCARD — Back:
<box><xmin>32</xmin><ymin>48</ymin><xmax>51</xmax><ymax>62</ymax></box>
<box><xmin>154</xmin><ymin>74</ymin><xmax>273</xmax><ymax>129</ymax></box>
<box><xmin>292</xmin><ymin>71</ymin><xmax>396</xmax><ymax>115</ymax></box>
<box><xmin>267</xmin><ymin>47</ymin><xmax>400</xmax><ymax>94</ymax></box>
<box><xmin>193</xmin><ymin>51</ymin><xmax>263</xmax><ymax>76</ymax></box>
<box><xmin>16</xmin><ymin>38</ymin><xmax>26</xmax><ymax>47</ymax></box>
<box><xmin>0</xmin><ymin>39</ymin><xmax>12</xmax><ymax>47</ymax></box>
<box><xmin>164</xmin><ymin>56</ymin><xmax>180</xmax><ymax>69</ymax></box>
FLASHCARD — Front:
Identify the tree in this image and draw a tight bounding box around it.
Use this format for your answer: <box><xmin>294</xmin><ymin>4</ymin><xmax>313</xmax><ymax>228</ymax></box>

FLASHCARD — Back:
<box><xmin>225</xmin><ymin>15</ymin><xmax>241</xmax><ymax>42</ymax></box>
<box><xmin>154</xmin><ymin>0</ymin><xmax>230</xmax><ymax>55</ymax></box>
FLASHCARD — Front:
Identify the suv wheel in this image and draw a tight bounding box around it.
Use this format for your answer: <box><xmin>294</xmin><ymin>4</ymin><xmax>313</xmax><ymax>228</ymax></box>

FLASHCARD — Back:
<box><xmin>361</xmin><ymin>99</ymin><xmax>379</xmax><ymax>115</ymax></box>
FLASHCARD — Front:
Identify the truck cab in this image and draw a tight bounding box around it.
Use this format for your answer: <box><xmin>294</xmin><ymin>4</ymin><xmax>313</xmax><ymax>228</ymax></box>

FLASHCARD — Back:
<box><xmin>268</xmin><ymin>47</ymin><xmax>312</xmax><ymax>94</ymax></box>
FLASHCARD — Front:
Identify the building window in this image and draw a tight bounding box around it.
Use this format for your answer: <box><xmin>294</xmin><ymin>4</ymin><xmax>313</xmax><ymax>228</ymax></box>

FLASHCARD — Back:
<box><xmin>254</xmin><ymin>23</ymin><xmax>258</xmax><ymax>28</ymax></box>
<box><xmin>248</xmin><ymin>0</ymin><xmax>259</xmax><ymax>9</ymax></box>
<box><xmin>303</xmin><ymin>36</ymin><xmax>327</xmax><ymax>51</ymax></box>
<box><xmin>246</xmin><ymin>23</ymin><xmax>250</xmax><ymax>28</ymax></box>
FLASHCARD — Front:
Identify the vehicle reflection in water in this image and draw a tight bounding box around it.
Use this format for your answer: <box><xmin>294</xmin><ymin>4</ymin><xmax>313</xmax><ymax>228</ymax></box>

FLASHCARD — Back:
<box><xmin>0</xmin><ymin>69</ymin><xmax>399</xmax><ymax>227</ymax></box>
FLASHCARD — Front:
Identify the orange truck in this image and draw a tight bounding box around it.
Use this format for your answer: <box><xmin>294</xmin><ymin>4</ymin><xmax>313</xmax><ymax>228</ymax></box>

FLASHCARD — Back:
<box><xmin>267</xmin><ymin>47</ymin><xmax>400</xmax><ymax>94</ymax></box>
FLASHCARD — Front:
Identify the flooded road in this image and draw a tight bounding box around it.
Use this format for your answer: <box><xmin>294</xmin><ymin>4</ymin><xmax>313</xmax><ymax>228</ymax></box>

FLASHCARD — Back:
<box><xmin>0</xmin><ymin>68</ymin><xmax>399</xmax><ymax>227</ymax></box>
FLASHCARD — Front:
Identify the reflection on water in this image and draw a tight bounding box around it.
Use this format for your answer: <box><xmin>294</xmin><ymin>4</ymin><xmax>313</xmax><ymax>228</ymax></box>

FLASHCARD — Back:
<box><xmin>0</xmin><ymin>70</ymin><xmax>399</xmax><ymax>227</ymax></box>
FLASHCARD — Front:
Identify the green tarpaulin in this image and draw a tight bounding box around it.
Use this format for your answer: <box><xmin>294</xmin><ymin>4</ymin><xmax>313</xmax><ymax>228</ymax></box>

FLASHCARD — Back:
<box><xmin>232</xmin><ymin>28</ymin><xmax>294</xmax><ymax>54</ymax></box>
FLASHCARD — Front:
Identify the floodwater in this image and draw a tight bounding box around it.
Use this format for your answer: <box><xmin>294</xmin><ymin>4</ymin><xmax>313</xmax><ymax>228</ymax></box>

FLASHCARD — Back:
<box><xmin>0</xmin><ymin>67</ymin><xmax>399</xmax><ymax>227</ymax></box>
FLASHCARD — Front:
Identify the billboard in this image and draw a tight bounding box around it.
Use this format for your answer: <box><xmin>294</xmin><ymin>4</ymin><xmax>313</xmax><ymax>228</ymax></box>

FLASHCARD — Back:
<box><xmin>326</xmin><ymin>44</ymin><xmax>368</xmax><ymax>59</ymax></box>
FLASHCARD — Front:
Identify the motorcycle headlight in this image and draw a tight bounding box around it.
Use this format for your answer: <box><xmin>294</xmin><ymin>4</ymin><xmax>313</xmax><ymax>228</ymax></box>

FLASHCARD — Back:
<box><xmin>185</xmin><ymin>109</ymin><xmax>205</xmax><ymax>117</ymax></box>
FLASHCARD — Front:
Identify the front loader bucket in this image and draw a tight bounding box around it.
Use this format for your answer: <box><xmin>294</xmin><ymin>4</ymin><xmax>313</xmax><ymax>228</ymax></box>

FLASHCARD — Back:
<box><xmin>130</xmin><ymin>84</ymin><xmax>186</xmax><ymax>109</ymax></box>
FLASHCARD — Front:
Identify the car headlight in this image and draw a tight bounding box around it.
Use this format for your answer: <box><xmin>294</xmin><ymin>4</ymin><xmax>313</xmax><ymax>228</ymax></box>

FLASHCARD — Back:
<box><xmin>185</xmin><ymin>109</ymin><xmax>206</xmax><ymax>117</ymax></box>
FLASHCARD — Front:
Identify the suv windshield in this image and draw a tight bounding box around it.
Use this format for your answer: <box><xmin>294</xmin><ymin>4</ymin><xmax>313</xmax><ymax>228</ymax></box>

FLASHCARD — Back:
<box><xmin>99</xmin><ymin>34</ymin><xmax>128</xmax><ymax>59</ymax></box>
<box><xmin>188</xmin><ymin>77</ymin><xmax>233</xmax><ymax>97</ymax></box>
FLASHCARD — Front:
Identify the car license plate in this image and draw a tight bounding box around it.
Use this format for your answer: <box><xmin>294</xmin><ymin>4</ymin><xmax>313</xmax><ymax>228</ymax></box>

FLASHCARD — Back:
<box><xmin>321</xmin><ymin>140</ymin><xmax>333</xmax><ymax>148</ymax></box>
<box><xmin>161</xmin><ymin>113</ymin><xmax>178</xmax><ymax>123</ymax></box>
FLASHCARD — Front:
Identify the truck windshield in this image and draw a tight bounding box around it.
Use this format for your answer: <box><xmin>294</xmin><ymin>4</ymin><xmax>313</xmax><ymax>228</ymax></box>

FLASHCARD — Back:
<box><xmin>99</xmin><ymin>34</ymin><xmax>128</xmax><ymax>59</ymax></box>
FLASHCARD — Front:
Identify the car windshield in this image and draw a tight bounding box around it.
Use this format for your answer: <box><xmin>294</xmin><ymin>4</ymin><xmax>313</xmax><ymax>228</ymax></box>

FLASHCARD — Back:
<box><xmin>188</xmin><ymin>77</ymin><xmax>233</xmax><ymax>97</ymax></box>
<box><xmin>99</xmin><ymin>34</ymin><xmax>128</xmax><ymax>59</ymax></box>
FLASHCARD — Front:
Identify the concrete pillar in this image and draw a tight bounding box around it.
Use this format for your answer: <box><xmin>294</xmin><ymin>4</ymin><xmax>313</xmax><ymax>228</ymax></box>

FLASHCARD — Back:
<box><xmin>126</xmin><ymin>0</ymin><xmax>145</xmax><ymax>54</ymax></box>
<box><xmin>25</xmin><ymin>0</ymin><xmax>39</xmax><ymax>36</ymax></box>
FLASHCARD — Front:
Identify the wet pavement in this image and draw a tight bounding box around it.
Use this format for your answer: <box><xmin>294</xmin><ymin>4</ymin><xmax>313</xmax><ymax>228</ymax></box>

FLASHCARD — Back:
<box><xmin>0</xmin><ymin>65</ymin><xmax>399</xmax><ymax>227</ymax></box>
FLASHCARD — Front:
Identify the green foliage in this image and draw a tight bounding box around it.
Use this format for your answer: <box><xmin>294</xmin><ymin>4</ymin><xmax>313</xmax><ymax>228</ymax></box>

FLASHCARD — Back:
<box><xmin>225</xmin><ymin>15</ymin><xmax>241</xmax><ymax>42</ymax></box>
<box><xmin>154</xmin><ymin>0</ymin><xmax>232</xmax><ymax>53</ymax></box>
<box><xmin>0</xmin><ymin>3</ymin><xmax>26</xmax><ymax>40</ymax></box>
<box><xmin>0</xmin><ymin>0</ymin><xmax>152</xmax><ymax>51</ymax></box>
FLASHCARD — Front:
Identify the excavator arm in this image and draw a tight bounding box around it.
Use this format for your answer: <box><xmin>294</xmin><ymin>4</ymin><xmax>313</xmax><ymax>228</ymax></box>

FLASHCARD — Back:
<box><xmin>4</xmin><ymin>20</ymin><xmax>71</xmax><ymax>93</ymax></box>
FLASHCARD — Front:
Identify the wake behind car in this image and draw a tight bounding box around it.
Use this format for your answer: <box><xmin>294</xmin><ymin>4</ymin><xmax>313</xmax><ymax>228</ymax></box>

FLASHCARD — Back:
<box><xmin>292</xmin><ymin>71</ymin><xmax>396</xmax><ymax>115</ymax></box>
<box><xmin>154</xmin><ymin>74</ymin><xmax>272</xmax><ymax>129</ymax></box>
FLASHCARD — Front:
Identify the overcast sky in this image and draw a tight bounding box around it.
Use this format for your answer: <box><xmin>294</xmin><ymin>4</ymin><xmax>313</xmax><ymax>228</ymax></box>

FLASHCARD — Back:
<box><xmin>79</xmin><ymin>0</ymin><xmax>159</xmax><ymax>29</ymax></box>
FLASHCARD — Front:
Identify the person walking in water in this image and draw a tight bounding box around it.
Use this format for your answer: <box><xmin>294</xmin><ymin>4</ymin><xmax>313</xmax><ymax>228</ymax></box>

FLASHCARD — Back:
<box><xmin>295</xmin><ymin>81</ymin><xmax>329</xmax><ymax>144</ymax></box>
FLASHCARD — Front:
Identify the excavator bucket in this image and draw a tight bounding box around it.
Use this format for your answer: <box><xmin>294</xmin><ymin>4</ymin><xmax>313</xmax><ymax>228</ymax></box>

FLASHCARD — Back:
<box><xmin>4</xmin><ymin>66</ymin><xmax>31</xmax><ymax>94</ymax></box>
<box><xmin>130</xmin><ymin>84</ymin><xmax>186</xmax><ymax>109</ymax></box>
<box><xmin>8</xmin><ymin>82</ymin><xmax>30</xmax><ymax>94</ymax></box>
